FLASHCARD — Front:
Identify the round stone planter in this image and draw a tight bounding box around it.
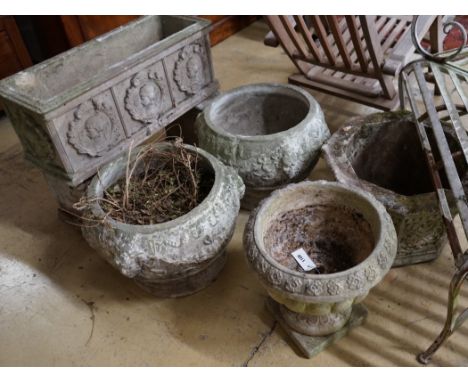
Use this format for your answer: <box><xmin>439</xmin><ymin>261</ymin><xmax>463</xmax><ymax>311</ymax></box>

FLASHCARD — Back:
<box><xmin>322</xmin><ymin>111</ymin><xmax>467</xmax><ymax>267</ymax></box>
<box><xmin>196</xmin><ymin>83</ymin><xmax>330</xmax><ymax>210</ymax></box>
<box><xmin>81</xmin><ymin>142</ymin><xmax>245</xmax><ymax>298</ymax></box>
<box><xmin>244</xmin><ymin>180</ymin><xmax>397</xmax><ymax>337</ymax></box>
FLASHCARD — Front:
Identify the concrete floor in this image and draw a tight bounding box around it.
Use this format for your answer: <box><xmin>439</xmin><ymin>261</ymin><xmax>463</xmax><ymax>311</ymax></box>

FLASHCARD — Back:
<box><xmin>1</xmin><ymin>21</ymin><xmax>468</xmax><ymax>366</ymax></box>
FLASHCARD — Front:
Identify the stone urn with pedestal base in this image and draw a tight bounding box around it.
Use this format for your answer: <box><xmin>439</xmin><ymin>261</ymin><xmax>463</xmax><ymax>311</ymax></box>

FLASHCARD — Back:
<box><xmin>243</xmin><ymin>181</ymin><xmax>397</xmax><ymax>357</ymax></box>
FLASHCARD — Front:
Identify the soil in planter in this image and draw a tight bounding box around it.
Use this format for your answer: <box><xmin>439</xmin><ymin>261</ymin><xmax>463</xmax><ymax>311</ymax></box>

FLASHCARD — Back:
<box><xmin>99</xmin><ymin>142</ymin><xmax>214</xmax><ymax>225</ymax></box>
<box><xmin>264</xmin><ymin>205</ymin><xmax>375</xmax><ymax>274</ymax></box>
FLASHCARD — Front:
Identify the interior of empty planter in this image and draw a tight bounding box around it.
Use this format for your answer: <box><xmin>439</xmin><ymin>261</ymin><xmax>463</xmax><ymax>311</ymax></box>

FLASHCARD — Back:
<box><xmin>350</xmin><ymin>115</ymin><xmax>467</xmax><ymax>196</ymax></box>
<box><xmin>210</xmin><ymin>87</ymin><xmax>309</xmax><ymax>136</ymax></box>
<box><xmin>261</xmin><ymin>186</ymin><xmax>377</xmax><ymax>274</ymax></box>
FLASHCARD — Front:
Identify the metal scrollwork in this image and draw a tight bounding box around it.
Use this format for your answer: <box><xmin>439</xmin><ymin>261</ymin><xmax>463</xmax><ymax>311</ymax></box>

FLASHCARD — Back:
<box><xmin>411</xmin><ymin>15</ymin><xmax>467</xmax><ymax>63</ymax></box>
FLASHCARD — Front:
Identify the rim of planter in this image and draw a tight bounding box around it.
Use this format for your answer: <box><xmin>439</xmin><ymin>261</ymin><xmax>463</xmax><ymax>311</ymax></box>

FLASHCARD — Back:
<box><xmin>322</xmin><ymin>112</ymin><xmax>444</xmax><ymax>213</ymax></box>
<box><xmin>0</xmin><ymin>16</ymin><xmax>210</xmax><ymax>114</ymax></box>
<box><xmin>87</xmin><ymin>143</ymin><xmax>223</xmax><ymax>234</ymax></box>
<box><xmin>251</xmin><ymin>180</ymin><xmax>395</xmax><ymax>302</ymax></box>
<box><xmin>202</xmin><ymin>83</ymin><xmax>320</xmax><ymax>142</ymax></box>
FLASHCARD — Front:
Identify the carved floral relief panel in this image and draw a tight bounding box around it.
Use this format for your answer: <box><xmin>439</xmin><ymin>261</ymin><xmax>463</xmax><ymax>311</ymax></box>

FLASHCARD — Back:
<box><xmin>0</xmin><ymin>16</ymin><xmax>219</xmax><ymax>188</ymax></box>
<box><xmin>164</xmin><ymin>39</ymin><xmax>212</xmax><ymax>105</ymax></box>
<box><xmin>53</xmin><ymin>90</ymin><xmax>126</xmax><ymax>172</ymax></box>
<box><xmin>113</xmin><ymin>60</ymin><xmax>172</xmax><ymax>136</ymax></box>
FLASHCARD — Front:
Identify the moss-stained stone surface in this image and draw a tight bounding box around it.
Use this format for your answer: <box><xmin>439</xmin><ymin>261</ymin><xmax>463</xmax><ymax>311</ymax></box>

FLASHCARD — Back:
<box><xmin>322</xmin><ymin>111</ymin><xmax>466</xmax><ymax>267</ymax></box>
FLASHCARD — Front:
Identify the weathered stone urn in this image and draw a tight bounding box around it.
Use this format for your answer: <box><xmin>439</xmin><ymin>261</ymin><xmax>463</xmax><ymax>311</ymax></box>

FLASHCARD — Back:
<box><xmin>322</xmin><ymin>111</ymin><xmax>466</xmax><ymax>267</ymax></box>
<box><xmin>244</xmin><ymin>181</ymin><xmax>397</xmax><ymax>340</ymax></box>
<box><xmin>0</xmin><ymin>15</ymin><xmax>218</xmax><ymax>217</ymax></box>
<box><xmin>81</xmin><ymin>143</ymin><xmax>245</xmax><ymax>298</ymax></box>
<box><xmin>196</xmin><ymin>83</ymin><xmax>330</xmax><ymax>210</ymax></box>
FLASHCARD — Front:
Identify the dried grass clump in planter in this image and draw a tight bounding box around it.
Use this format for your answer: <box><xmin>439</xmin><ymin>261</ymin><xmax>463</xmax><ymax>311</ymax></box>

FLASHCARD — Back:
<box><xmin>79</xmin><ymin>140</ymin><xmax>245</xmax><ymax>298</ymax></box>
<box><xmin>100</xmin><ymin>141</ymin><xmax>213</xmax><ymax>225</ymax></box>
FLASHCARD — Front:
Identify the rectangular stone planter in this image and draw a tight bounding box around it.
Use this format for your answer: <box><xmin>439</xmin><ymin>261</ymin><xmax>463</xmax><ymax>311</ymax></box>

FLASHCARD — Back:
<box><xmin>0</xmin><ymin>15</ymin><xmax>219</xmax><ymax>187</ymax></box>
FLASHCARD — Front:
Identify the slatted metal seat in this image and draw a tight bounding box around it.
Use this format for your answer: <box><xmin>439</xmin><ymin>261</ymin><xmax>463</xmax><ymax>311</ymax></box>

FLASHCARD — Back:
<box><xmin>399</xmin><ymin>17</ymin><xmax>468</xmax><ymax>363</ymax></box>
<box><xmin>264</xmin><ymin>16</ymin><xmax>445</xmax><ymax>110</ymax></box>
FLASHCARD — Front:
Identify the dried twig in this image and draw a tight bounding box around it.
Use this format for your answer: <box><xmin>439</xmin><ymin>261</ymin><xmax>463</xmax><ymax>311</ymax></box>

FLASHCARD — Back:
<box><xmin>75</xmin><ymin>141</ymin><xmax>213</xmax><ymax>226</ymax></box>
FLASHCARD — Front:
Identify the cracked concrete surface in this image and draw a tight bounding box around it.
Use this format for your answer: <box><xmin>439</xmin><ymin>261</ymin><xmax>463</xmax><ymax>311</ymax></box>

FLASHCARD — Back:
<box><xmin>242</xmin><ymin>322</ymin><xmax>277</xmax><ymax>366</ymax></box>
<box><xmin>0</xmin><ymin>20</ymin><xmax>468</xmax><ymax>366</ymax></box>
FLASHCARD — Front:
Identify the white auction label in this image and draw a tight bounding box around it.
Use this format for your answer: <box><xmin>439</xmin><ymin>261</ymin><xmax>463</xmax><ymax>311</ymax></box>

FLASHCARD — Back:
<box><xmin>291</xmin><ymin>248</ymin><xmax>317</xmax><ymax>271</ymax></box>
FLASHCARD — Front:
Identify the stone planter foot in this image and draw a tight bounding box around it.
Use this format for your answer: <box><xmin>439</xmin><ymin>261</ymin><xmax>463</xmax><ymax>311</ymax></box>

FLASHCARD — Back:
<box><xmin>267</xmin><ymin>298</ymin><xmax>368</xmax><ymax>359</ymax></box>
<box><xmin>241</xmin><ymin>185</ymin><xmax>278</xmax><ymax>211</ymax></box>
<box><xmin>241</xmin><ymin>166</ymin><xmax>316</xmax><ymax>211</ymax></box>
<box><xmin>134</xmin><ymin>251</ymin><xmax>228</xmax><ymax>298</ymax></box>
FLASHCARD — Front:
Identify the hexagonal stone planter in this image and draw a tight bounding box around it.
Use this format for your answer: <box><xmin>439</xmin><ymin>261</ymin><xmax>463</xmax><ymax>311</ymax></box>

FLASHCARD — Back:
<box><xmin>81</xmin><ymin>143</ymin><xmax>245</xmax><ymax>298</ymax></box>
<box><xmin>322</xmin><ymin>111</ymin><xmax>467</xmax><ymax>267</ymax></box>
<box><xmin>244</xmin><ymin>181</ymin><xmax>396</xmax><ymax>346</ymax></box>
<box><xmin>196</xmin><ymin>83</ymin><xmax>330</xmax><ymax>210</ymax></box>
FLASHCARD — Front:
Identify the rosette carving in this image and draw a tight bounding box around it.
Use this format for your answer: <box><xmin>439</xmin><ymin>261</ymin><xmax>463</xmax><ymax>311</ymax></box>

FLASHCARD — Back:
<box><xmin>364</xmin><ymin>266</ymin><xmax>377</xmax><ymax>282</ymax></box>
<box><xmin>346</xmin><ymin>272</ymin><xmax>365</xmax><ymax>291</ymax></box>
<box><xmin>305</xmin><ymin>280</ymin><xmax>323</xmax><ymax>296</ymax></box>
<box><xmin>326</xmin><ymin>280</ymin><xmax>341</xmax><ymax>295</ymax></box>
